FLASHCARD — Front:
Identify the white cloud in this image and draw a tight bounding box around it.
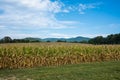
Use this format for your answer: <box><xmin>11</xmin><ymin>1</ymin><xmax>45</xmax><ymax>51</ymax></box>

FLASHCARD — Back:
<box><xmin>44</xmin><ymin>32</ymin><xmax>77</xmax><ymax>38</ymax></box>
<box><xmin>3</xmin><ymin>0</ymin><xmax>62</xmax><ymax>13</ymax></box>
<box><xmin>49</xmin><ymin>33</ymin><xmax>73</xmax><ymax>38</ymax></box>
<box><xmin>78</xmin><ymin>3</ymin><xmax>102</xmax><ymax>14</ymax></box>
<box><xmin>0</xmin><ymin>25</ymin><xmax>6</xmax><ymax>28</ymax></box>
<box><xmin>80</xmin><ymin>34</ymin><xmax>108</xmax><ymax>38</ymax></box>
<box><xmin>0</xmin><ymin>0</ymin><xmax>76</xmax><ymax>31</ymax></box>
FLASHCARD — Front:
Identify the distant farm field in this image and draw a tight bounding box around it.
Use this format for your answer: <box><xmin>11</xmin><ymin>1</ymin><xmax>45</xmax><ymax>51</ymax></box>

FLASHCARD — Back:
<box><xmin>0</xmin><ymin>43</ymin><xmax>120</xmax><ymax>69</ymax></box>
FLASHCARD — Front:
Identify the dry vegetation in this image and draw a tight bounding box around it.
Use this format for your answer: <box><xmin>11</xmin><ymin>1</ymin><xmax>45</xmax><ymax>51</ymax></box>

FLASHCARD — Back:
<box><xmin>0</xmin><ymin>43</ymin><xmax>120</xmax><ymax>69</ymax></box>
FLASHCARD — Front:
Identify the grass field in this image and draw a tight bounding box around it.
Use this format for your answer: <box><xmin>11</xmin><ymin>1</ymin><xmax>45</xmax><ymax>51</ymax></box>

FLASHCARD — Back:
<box><xmin>0</xmin><ymin>43</ymin><xmax>120</xmax><ymax>68</ymax></box>
<box><xmin>0</xmin><ymin>61</ymin><xmax>120</xmax><ymax>80</ymax></box>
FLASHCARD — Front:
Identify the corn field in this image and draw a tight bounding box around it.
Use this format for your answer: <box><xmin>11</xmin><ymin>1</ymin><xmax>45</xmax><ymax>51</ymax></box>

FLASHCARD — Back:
<box><xmin>0</xmin><ymin>43</ymin><xmax>120</xmax><ymax>69</ymax></box>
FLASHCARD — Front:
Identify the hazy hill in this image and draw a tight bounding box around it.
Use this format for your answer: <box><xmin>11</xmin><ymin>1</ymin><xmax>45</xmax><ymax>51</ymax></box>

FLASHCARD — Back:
<box><xmin>24</xmin><ymin>37</ymin><xmax>41</xmax><ymax>42</ymax></box>
<box><xmin>24</xmin><ymin>36</ymin><xmax>90</xmax><ymax>42</ymax></box>
<box><xmin>66</xmin><ymin>36</ymin><xmax>90</xmax><ymax>42</ymax></box>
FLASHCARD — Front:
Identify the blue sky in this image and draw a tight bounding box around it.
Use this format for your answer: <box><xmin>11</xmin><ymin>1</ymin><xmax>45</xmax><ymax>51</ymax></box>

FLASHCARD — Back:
<box><xmin>0</xmin><ymin>0</ymin><xmax>120</xmax><ymax>39</ymax></box>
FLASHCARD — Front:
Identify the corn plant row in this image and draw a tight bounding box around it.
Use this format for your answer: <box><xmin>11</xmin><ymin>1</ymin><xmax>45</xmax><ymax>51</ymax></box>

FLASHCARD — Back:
<box><xmin>0</xmin><ymin>43</ymin><xmax>120</xmax><ymax>69</ymax></box>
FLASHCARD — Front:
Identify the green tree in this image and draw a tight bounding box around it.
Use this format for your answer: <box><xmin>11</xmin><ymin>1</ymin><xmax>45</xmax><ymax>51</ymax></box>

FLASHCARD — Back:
<box><xmin>1</xmin><ymin>36</ymin><xmax>12</xmax><ymax>43</ymax></box>
<box><xmin>89</xmin><ymin>33</ymin><xmax>120</xmax><ymax>44</ymax></box>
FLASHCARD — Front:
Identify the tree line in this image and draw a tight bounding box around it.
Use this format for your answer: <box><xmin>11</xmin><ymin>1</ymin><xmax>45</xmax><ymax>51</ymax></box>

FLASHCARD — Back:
<box><xmin>0</xmin><ymin>36</ymin><xmax>40</xmax><ymax>43</ymax></box>
<box><xmin>0</xmin><ymin>33</ymin><xmax>120</xmax><ymax>44</ymax></box>
<box><xmin>88</xmin><ymin>33</ymin><xmax>120</xmax><ymax>44</ymax></box>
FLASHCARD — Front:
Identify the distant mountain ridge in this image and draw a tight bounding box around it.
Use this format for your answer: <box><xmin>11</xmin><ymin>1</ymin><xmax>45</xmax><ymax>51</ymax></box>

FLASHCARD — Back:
<box><xmin>24</xmin><ymin>37</ymin><xmax>41</xmax><ymax>41</ymax></box>
<box><xmin>24</xmin><ymin>36</ymin><xmax>90</xmax><ymax>42</ymax></box>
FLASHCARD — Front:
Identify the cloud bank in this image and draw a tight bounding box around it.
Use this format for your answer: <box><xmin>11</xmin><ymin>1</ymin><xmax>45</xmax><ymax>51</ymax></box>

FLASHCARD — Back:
<box><xmin>0</xmin><ymin>0</ymin><xmax>103</xmax><ymax>38</ymax></box>
<box><xmin>0</xmin><ymin>0</ymin><xmax>73</xmax><ymax>29</ymax></box>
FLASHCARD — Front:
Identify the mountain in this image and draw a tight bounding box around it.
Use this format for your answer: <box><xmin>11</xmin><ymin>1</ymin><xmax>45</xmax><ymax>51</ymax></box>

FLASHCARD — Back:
<box><xmin>24</xmin><ymin>37</ymin><xmax>41</xmax><ymax>41</ymax></box>
<box><xmin>42</xmin><ymin>38</ymin><xmax>66</xmax><ymax>42</ymax></box>
<box><xmin>24</xmin><ymin>36</ymin><xmax>90</xmax><ymax>42</ymax></box>
<box><xmin>66</xmin><ymin>36</ymin><xmax>90</xmax><ymax>42</ymax></box>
